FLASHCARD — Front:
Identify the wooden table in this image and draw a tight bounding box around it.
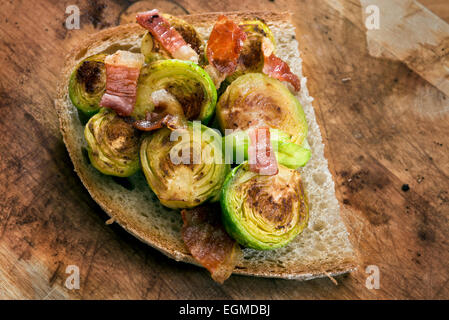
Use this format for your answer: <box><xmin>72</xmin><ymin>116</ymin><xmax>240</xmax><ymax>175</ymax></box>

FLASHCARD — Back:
<box><xmin>0</xmin><ymin>0</ymin><xmax>448</xmax><ymax>299</ymax></box>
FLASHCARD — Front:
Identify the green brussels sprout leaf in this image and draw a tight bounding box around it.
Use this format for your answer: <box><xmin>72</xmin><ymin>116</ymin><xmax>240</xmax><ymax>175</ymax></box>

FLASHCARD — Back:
<box><xmin>223</xmin><ymin>128</ymin><xmax>311</xmax><ymax>169</ymax></box>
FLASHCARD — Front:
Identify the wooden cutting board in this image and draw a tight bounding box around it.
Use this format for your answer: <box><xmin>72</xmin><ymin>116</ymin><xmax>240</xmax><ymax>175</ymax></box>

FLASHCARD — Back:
<box><xmin>1</xmin><ymin>0</ymin><xmax>448</xmax><ymax>299</ymax></box>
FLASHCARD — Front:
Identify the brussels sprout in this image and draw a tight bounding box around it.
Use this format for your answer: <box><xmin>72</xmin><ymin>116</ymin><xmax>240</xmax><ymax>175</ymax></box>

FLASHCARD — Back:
<box><xmin>217</xmin><ymin>73</ymin><xmax>308</xmax><ymax>145</ymax></box>
<box><xmin>166</xmin><ymin>14</ymin><xmax>203</xmax><ymax>54</ymax></box>
<box><xmin>239</xmin><ymin>19</ymin><xmax>276</xmax><ymax>49</ymax></box>
<box><xmin>134</xmin><ymin>59</ymin><xmax>217</xmax><ymax>124</ymax></box>
<box><xmin>236</xmin><ymin>19</ymin><xmax>275</xmax><ymax>74</ymax></box>
<box><xmin>220</xmin><ymin>162</ymin><xmax>309</xmax><ymax>250</ymax></box>
<box><xmin>69</xmin><ymin>54</ymin><xmax>107</xmax><ymax>116</ymax></box>
<box><xmin>84</xmin><ymin>109</ymin><xmax>141</xmax><ymax>177</ymax></box>
<box><xmin>140</xmin><ymin>14</ymin><xmax>203</xmax><ymax>64</ymax></box>
<box><xmin>275</xmin><ymin>138</ymin><xmax>311</xmax><ymax>169</ymax></box>
<box><xmin>213</xmin><ymin>19</ymin><xmax>276</xmax><ymax>94</ymax></box>
<box><xmin>223</xmin><ymin>128</ymin><xmax>311</xmax><ymax>169</ymax></box>
<box><xmin>140</xmin><ymin>122</ymin><xmax>229</xmax><ymax>209</ymax></box>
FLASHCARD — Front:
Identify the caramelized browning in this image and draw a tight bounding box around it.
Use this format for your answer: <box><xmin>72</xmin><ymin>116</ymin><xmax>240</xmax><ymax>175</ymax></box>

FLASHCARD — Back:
<box><xmin>225</xmin><ymin>93</ymin><xmax>283</xmax><ymax>130</ymax></box>
<box><xmin>166</xmin><ymin>83</ymin><xmax>204</xmax><ymax>120</ymax></box>
<box><xmin>246</xmin><ymin>183</ymin><xmax>295</xmax><ymax>227</ymax></box>
<box><xmin>103</xmin><ymin>117</ymin><xmax>140</xmax><ymax>155</ymax></box>
<box><xmin>174</xmin><ymin>22</ymin><xmax>202</xmax><ymax>55</ymax></box>
<box><xmin>239</xmin><ymin>35</ymin><xmax>263</xmax><ymax>69</ymax></box>
<box><xmin>76</xmin><ymin>60</ymin><xmax>105</xmax><ymax>94</ymax></box>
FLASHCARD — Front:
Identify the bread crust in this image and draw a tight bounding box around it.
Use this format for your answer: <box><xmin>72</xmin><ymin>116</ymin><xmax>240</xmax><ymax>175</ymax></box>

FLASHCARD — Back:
<box><xmin>56</xmin><ymin>11</ymin><xmax>357</xmax><ymax>281</ymax></box>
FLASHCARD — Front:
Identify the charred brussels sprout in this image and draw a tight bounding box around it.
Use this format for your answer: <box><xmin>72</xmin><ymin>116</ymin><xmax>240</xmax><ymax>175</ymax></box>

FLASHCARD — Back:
<box><xmin>84</xmin><ymin>109</ymin><xmax>141</xmax><ymax>177</ymax></box>
<box><xmin>223</xmin><ymin>128</ymin><xmax>311</xmax><ymax>169</ymax></box>
<box><xmin>217</xmin><ymin>73</ymin><xmax>308</xmax><ymax>145</ymax></box>
<box><xmin>214</xmin><ymin>19</ymin><xmax>276</xmax><ymax>93</ymax></box>
<box><xmin>141</xmin><ymin>14</ymin><xmax>203</xmax><ymax>64</ymax></box>
<box><xmin>220</xmin><ymin>163</ymin><xmax>309</xmax><ymax>250</ymax></box>
<box><xmin>239</xmin><ymin>19</ymin><xmax>276</xmax><ymax>49</ymax></box>
<box><xmin>69</xmin><ymin>54</ymin><xmax>107</xmax><ymax>116</ymax></box>
<box><xmin>140</xmin><ymin>122</ymin><xmax>228</xmax><ymax>209</ymax></box>
<box><xmin>134</xmin><ymin>59</ymin><xmax>217</xmax><ymax>123</ymax></box>
<box><xmin>167</xmin><ymin>14</ymin><xmax>203</xmax><ymax>56</ymax></box>
<box><xmin>235</xmin><ymin>20</ymin><xmax>275</xmax><ymax>75</ymax></box>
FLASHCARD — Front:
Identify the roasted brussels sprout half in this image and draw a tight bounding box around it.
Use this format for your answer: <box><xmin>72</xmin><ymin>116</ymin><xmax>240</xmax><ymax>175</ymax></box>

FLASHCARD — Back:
<box><xmin>134</xmin><ymin>59</ymin><xmax>217</xmax><ymax>124</ymax></box>
<box><xmin>213</xmin><ymin>19</ymin><xmax>276</xmax><ymax>94</ymax></box>
<box><xmin>235</xmin><ymin>19</ymin><xmax>275</xmax><ymax>75</ymax></box>
<box><xmin>69</xmin><ymin>54</ymin><xmax>107</xmax><ymax>116</ymax></box>
<box><xmin>141</xmin><ymin>14</ymin><xmax>203</xmax><ymax>64</ymax></box>
<box><xmin>223</xmin><ymin>128</ymin><xmax>311</xmax><ymax>169</ymax></box>
<box><xmin>217</xmin><ymin>73</ymin><xmax>308</xmax><ymax>145</ymax></box>
<box><xmin>140</xmin><ymin>122</ymin><xmax>229</xmax><ymax>209</ymax></box>
<box><xmin>239</xmin><ymin>19</ymin><xmax>276</xmax><ymax>49</ymax></box>
<box><xmin>220</xmin><ymin>162</ymin><xmax>309</xmax><ymax>250</ymax></box>
<box><xmin>84</xmin><ymin>109</ymin><xmax>141</xmax><ymax>177</ymax></box>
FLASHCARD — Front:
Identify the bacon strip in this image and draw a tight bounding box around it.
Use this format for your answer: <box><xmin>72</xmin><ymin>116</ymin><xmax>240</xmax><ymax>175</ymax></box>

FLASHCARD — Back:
<box><xmin>136</xmin><ymin>10</ymin><xmax>198</xmax><ymax>63</ymax></box>
<box><xmin>248</xmin><ymin>127</ymin><xmax>279</xmax><ymax>176</ymax></box>
<box><xmin>99</xmin><ymin>51</ymin><xmax>144</xmax><ymax>117</ymax></box>
<box><xmin>261</xmin><ymin>38</ymin><xmax>301</xmax><ymax>92</ymax></box>
<box><xmin>206</xmin><ymin>15</ymin><xmax>247</xmax><ymax>75</ymax></box>
<box><xmin>181</xmin><ymin>205</ymin><xmax>242</xmax><ymax>283</ymax></box>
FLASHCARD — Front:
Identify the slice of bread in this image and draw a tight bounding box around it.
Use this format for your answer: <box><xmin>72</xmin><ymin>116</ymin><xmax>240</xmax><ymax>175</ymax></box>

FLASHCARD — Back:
<box><xmin>56</xmin><ymin>11</ymin><xmax>357</xmax><ymax>280</ymax></box>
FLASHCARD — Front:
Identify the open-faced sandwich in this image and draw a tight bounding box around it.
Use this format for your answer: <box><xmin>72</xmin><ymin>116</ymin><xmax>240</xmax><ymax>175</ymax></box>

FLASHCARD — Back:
<box><xmin>56</xmin><ymin>10</ymin><xmax>357</xmax><ymax>283</ymax></box>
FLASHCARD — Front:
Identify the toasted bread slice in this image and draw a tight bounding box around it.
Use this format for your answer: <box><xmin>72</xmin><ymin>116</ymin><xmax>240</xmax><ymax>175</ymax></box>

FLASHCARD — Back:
<box><xmin>56</xmin><ymin>11</ymin><xmax>357</xmax><ymax>280</ymax></box>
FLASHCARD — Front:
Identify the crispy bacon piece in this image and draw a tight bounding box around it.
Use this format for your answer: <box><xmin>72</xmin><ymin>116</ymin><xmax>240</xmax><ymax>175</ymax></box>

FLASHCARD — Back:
<box><xmin>181</xmin><ymin>205</ymin><xmax>242</xmax><ymax>283</ymax></box>
<box><xmin>261</xmin><ymin>38</ymin><xmax>301</xmax><ymax>92</ymax></box>
<box><xmin>248</xmin><ymin>127</ymin><xmax>279</xmax><ymax>176</ymax></box>
<box><xmin>133</xmin><ymin>112</ymin><xmax>183</xmax><ymax>131</ymax></box>
<box><xmin>206</xmin><ymin>15</ymin><xmax>247</xmax><ymax>75</ymax></box>
<box><xmin>136</xmin><ymin>10</ymin><xmax>198</xmax><ymax>63</ymax></box>
<box><xmin>100</xmin><ymin>51</ymin><xmax>144</xmax><ymax>116</ymax></box>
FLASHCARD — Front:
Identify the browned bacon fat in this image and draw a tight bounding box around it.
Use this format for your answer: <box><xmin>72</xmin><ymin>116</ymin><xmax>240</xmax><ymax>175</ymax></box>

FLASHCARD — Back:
<box><xmin>248</xmin><ymin>127</ymin><xmax>279</xmax><ymax>176</ymax></box>
<box><xmin>206</xmin><ymin>15</ymin><xmax>247</xmax><ymax>76</ymax></box>
<box><xmin>261</xmin><ymin>38</ymin><xmax>301</xmax><ymax>92</ymax></box>
<box><xmin>136</xmin><ymin>10</ymin><xmax>199</xmax><ymax>63</ymax></box>
<box><xmin>181</xmin><ymin>205</ymin><xmax>242</xmax><ymax>283</ymax></box>
<box><xmin>99</xmin><ymin>51</ymin><xmax>144</xmax><ymax>117</ymax></box>
<box><xmin>132</xmin><ymin>89</ymin><xmax>187</xmax><ymax>131</ymax></box>
<box><xmin>133</xmin><ymin>112</ymin><xmax>183</xmax><ymax>131</ymax></box>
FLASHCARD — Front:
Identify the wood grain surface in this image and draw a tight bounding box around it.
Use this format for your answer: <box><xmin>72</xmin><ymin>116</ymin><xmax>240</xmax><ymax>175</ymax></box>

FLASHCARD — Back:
<box><xmin>0</xmin><ymin>0</ymin><xmax>448</xmax><ymax>299</ymax></box>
